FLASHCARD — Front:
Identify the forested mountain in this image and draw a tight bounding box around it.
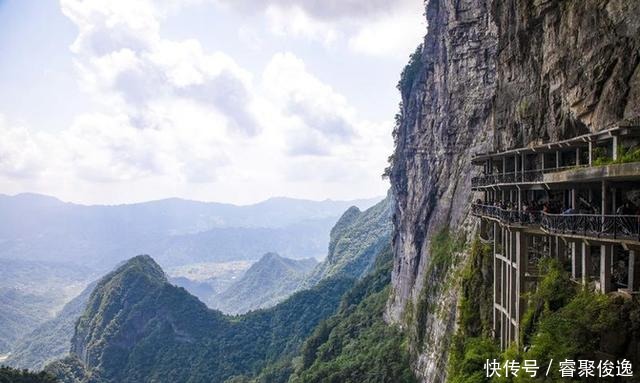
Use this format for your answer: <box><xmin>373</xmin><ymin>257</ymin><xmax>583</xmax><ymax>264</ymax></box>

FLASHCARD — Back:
<box><xmin>305</xmin><ymin>195</ymin><xmax>392</xmax><ymax>285</ymax></box>
<box><xmin>0</xmin><ymin>259</ymin><xmax>96</xmax><ymax>356</ymax></box>
<box><xmin>36</xmin><ymin>195</ymin><xmax>408</xmax><ymax>383</ymax></box>
<box><xmin>6</xmin><ymin>282</ymin><xmax>97</xmax><ymax>371</ymax></box>
<box><xmin>45</xmin><ymin>255</ymin><xmax>354</xmax><ymax>383</ymax></box>
<box><xmin>250</xmin><ymin>245</ymin><xmax>415</xmax><ymax>383</ymax></box>
<box><xmin>0</xmin><ymin>289</ymin><xmax>56</xmax><ymax>355</ymax></box>
<box><xmin>212</xmin><ymin>253</ymin><xmax>317</xmax><ymax>314</ymax></box>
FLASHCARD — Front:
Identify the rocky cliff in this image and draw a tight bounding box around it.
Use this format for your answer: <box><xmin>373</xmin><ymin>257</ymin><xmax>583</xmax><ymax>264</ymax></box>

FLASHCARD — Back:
<box><xmin>387</xmin><ymin>1</ymin><xmax>640</xmax><ymax>382</ymax></box>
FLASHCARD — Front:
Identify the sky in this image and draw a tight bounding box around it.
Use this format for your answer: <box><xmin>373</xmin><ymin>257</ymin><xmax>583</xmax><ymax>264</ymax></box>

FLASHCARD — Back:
<box><xmin>0</xmin><ymin>0</ymin><xmax>425</xmax><ymax>205</ymax></box>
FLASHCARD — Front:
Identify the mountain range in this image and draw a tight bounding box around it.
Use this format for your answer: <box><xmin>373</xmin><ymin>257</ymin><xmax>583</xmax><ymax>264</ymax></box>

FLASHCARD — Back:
<box><xmin>45</xmin><ymin>255</ymin><xmax>355</xmax><ymax>383</ymax></box>
<box><xmin>0</xmin><ymin>193</ymin><xmax>381</xmax><ymax>269</ymax></box>
<box><xmin>4</xmin><ymin>197</ymin><xmax>395</xmax><ymax>379</ymax></box>
<box><xmin>37</xmin><ymin>195</ymin><xmax>404</xmax><ymax>382</ymax></box>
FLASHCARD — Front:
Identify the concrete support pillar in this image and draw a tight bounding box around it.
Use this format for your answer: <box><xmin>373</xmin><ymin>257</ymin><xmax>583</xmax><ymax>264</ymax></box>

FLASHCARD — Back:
<box><xmin>521</xmin><ymin>154</ymin><xmax>526</xmax><ymax>182</ymax></box>
<box><xmin>493</xmin><ymin>223</ymin><xmax>498</xmax><ymax>337</ymax></box>
<box><xmin>571</xmin><ymin>242</ymin><xmax>581</xmax><ymax>280</ymax></box>
<box><xmin>540</xmin><ymin>153</ymin><xmax>545</xmax><ymax>170</ymax></box>
<box><xmin>516</xmin><ymin>231</ymin><xmax>527</xmax><ymax>311</ymax></box>
<box><xmin>557</xmin><ymin>237</ymin><xmax>566</xmax><ymax>261</ymax></box>
<box><xmin>612</xmin><ymin>136</ymin><xmax>619</xmax><ymax>161</ymax></box>
<box><xmin>576</xmin><ymin>147</ymin><xmax>581</xmax><ymax>166</ymax></box>
<box><xmin>628</xmin><ymin>250</ymin><xmax>640</xmax><ymax>292</ymax></box>
<box><xmin>612</xmin><ymin>188</ymin><xmax>617</xmax><ymax>214</ymax></box>
<box><xmin>588</xmin><ymin>141</ymin><xmax>593</xmax><ymax>166</ymax></box>
<box><xmin>582</xmin><ymin>243</ymin><xmax>591</xmax><ymax>285</ymax></box>
<box><xmin>556</xmin><ymin>150</ymin><xmax>561</xmax><ymax>169</ymax></box>
<box><xmin>602</xmin><ymin>181</ymin><xmax>607</xmax><ymax>215</ymax></box>
<box><xmin>600</xmin><ymin>245</ymin><xmax>613</xmax><ymax>293</ymax></box>
<box><xmin>571</xmin><ymin>189</ymin><xmax>577</xmax><ymax>209</ymax></box>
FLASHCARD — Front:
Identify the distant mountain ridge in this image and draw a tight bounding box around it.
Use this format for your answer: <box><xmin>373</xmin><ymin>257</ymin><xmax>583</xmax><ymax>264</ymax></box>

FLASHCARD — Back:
<box><xmin>0</xmin><ymin>193</ymin><xmax>381</xmax><ymax>269</ymax></box>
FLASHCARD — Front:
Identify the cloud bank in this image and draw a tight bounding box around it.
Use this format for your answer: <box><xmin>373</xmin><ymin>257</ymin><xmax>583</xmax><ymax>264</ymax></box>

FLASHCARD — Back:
<box><xmin>0</xmin><ymin>0</ymin><xmax>423</xmax><ymax>204</ymax></box>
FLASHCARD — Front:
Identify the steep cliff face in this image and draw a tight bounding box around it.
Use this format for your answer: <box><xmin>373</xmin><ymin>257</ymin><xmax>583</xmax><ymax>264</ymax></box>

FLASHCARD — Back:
<box><xmin>387</xmin><ymin>0</ymin><xmax>640</xmax><ymax>382</ymax></box>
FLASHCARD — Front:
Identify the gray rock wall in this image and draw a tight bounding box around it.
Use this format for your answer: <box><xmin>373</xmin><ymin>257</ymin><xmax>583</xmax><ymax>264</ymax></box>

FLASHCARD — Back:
<box><xmin>387</xmin><ymin>0</ymin><xmax>640</xmax><ymax>382</ymax></box>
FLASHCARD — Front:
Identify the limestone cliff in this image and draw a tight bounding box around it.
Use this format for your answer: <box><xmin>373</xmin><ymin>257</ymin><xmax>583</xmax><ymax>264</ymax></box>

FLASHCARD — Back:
<box><xmin>386</xmin><ymin>1</ymin><xmax>640</xmax><ymax>382</ymax></box>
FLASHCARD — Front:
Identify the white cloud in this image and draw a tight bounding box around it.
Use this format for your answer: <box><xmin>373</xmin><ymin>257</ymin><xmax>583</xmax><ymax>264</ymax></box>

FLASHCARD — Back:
<box><xmin>0</xmin><ymin>117</ymin><xmax>49</xmax><ymax>179</ymax></box>
<box><xmin>263</xmin><ymin>52</ymin><xmax>358</xmax><ymax>152</ymax></box>
<box><xmin>222</xmin><ymin>0</ymin><xmax>424</xmax><ymax>58</ymax></box>
<box><xmin>348</xmin><ymin>9</ymin><xmax>425</xmax><ymax>57</ymax></box>
<box><xmin>1</xmin><ymin>0</ymin><xmax>400</xmax><ymax>203</ymax></box>
<box><xmin>61</xmin><ymin>0</ymin><xmax>259</xmax><ymax>134</ymax></box>
<box><xmin>221</xmin><ymin>0</ymin><xmax>415</xmax><ymax>21</ymax></box>
<box><xmin>265</xmin><ymin>5</ymin><xmax>338</xmax><ymax>45</ymax></box>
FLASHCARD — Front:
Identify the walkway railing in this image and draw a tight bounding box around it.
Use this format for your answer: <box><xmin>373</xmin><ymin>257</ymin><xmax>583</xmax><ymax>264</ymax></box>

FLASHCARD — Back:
<box><xmin>541</xmin><ymin>213</ymin><xmax>640</xmax><ymax>241</ymax></box>
<box><xmin>471</xmin><ymin>165</ymin><xmax>587</xmax><ymax>187</ymax></box>
<box><xmin>472</xmin><ymin>204</ymin><xmax>640</xmax><ymax>241</ymax></box>
<box><xmin>471</xmin><ymin>204</ymin><xmax>542</xmax><ymax>225</ymax></box>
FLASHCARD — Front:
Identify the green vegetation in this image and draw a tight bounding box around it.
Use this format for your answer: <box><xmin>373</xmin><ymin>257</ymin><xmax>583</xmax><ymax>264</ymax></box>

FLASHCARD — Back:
<box><xmin>44</xmin><ymin>199</ymin><xmax>401</xmax><ymax>383</ymax></box>
<box><xmin>0</xmin><ymin>366</ymin><xmax>57</xmax><ymax>383</ymax></box>
<box><xmin>305</xmin><ymin>197</ymin><xmax>392</xmax><ymax>285</ymax></box>
<box><xmin>515</xmin><ymin>268</ymin><xmax>640</xmax><ymax>381</ymax></box>
<box><xmin>446</xmin><ymin>239</ymin><xmax>640</xmax><ymax>383</ymax></box>
<box><xmin>291</xmin><ymin>245</ymin><xmax>414</xmax><ymax>383</ymax></box>
<box><xmin>415</xmin><ymin>229</ymin><xmax>466</xmax><ymax>349</ymax></box>
<box><xmin>49</xmin><ymin>255</ymin><xmax>355</xmax><ymax>383</ymax></box>
<box><xmin>7</xmin><ymin>282</ymin><xmax>97</xmax><ymax>371</ymax></box>
<box><xmin>397</xmin><ymin>44</ymin><xmax>423</xmax><ymax>98</ymax></box>
<box><xmin>213</xmin><ymin>253</ymin><xmax>317</xmax><ymax>314</ymax></box>
<box><xmin>593</xmin><ymin>145</ymin><xmax>640</xmax><ymax>166</ymax></box>
<box><xmin>248</xmin><ymin>244</ymin><xmax>415</xmax><ymax>383</ymax></box>
<box><xmin>0</xmin><ymin>289</ymin><xmax>54</xmax><ymax>354</ymax></box>
<box><xmin>447</xmin><ymin>238</ymin><xmax>497</xmax><ymax>383</ymax></box>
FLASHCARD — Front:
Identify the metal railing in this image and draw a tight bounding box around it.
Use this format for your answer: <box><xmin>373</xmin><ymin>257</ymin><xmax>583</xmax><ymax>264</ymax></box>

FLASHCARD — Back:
<box><xmin>471</xmin><ymin>204</ymin><xmax>541</xmax><ymax>225</ymax></box>
<box><xmin>540</xmin><ymin>213</ymin><xmax>640</xmax><ymax>241</ymax></box>
<box><xmin>472</xmin><ymin>204</ymin><xmax>640</xmax><ymax>241</ymax></box>
<box><xmin>471</xmin><ymin>165</ymin><xmax>587</xmax><ymax>187</ymax></box>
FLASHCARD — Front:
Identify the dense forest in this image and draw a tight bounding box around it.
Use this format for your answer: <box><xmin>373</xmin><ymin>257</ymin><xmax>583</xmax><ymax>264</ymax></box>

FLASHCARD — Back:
<box><xmin>0</xmin><ymin>366</ymin><xmax>57</xmax><ymax>383</ymax></box>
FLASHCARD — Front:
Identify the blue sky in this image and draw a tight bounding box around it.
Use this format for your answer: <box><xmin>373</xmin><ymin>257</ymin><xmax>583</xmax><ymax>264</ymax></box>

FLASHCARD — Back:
<box><xmin>0</xmin><ymin>0</ymin><xmax>425</xmax><ymax>205</ymax></box>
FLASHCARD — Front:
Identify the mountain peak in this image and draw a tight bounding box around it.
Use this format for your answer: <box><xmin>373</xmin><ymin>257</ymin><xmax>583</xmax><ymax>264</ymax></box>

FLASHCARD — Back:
<box><xmin>108</xmin><ymin>254</ymin><xmax>166</xmax><ymax>284</ymax></box>
<box><xmin>213</xmin><ymin>253</ymin><xmax>318</xmax><ymax>314</ymax></box>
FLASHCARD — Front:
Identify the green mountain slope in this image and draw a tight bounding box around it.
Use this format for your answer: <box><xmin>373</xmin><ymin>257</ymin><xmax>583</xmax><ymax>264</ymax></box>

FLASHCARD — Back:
<box><xmin>6</xmin><ymin>282</ymin><xmax>96</xmax><ymax>371</ymax></box>
<box><xmin>0</xmin><ymin>289</ymin><xmax>55</xmax><ymax>354</ymax></box>
<box><xmin>291</xmin><ymin>245</ymin><xmax>414</xmax><ymax>383</ymax></box>
<box><xmin>212</xmin><ymin>253</ymin><xmax>317</xmax><ymax>314</ymax></box>
<box><xmin>46</xmin><ymin>255</ymin><xmax>353</xmax><ymax>383</ymax></box>
<box><xmin>236</xmin><ymin>244</ymin><xmax>415</xmax><ymax>383</ymax></box>
<box><xmin>305</xmin><ymin>195</ymin><xmax>392</xmax><ymax>285</ymax></box>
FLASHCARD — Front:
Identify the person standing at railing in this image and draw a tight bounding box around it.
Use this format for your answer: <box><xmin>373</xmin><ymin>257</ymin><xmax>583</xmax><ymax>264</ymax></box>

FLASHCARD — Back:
<box><xmin>617</xmin><ymin>202</ymin><xmax>633</xmax><ymax>215</ymax></box>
